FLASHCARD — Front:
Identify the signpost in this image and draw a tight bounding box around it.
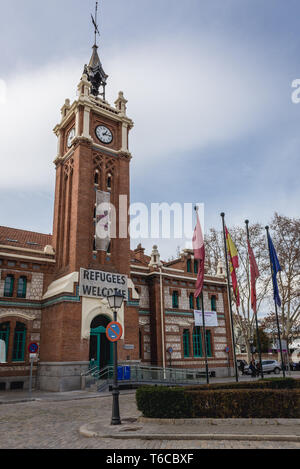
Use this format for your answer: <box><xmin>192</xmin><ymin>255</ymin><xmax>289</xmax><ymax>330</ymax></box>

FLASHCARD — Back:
<box><xmin>167</xmin><ymin>347</ymin><xmax>173</xmax><ymax>368</ymax></box>
<box><xmin>28</xmin><ymin>343</ymin><xmax>39</xmax><ymax>397</ymax></box>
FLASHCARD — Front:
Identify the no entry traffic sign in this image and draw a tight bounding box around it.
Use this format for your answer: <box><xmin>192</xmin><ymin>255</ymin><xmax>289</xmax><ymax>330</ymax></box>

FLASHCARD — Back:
<box><xmin>106</xmin><ymin>322</ymin><xmax>123</xmax><ymax>343</ymax></box>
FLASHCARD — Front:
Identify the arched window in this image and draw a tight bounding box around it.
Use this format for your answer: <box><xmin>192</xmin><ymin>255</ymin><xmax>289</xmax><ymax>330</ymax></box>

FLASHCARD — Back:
<box><xmin>172</xmin><ymin>291</ymin><xmax>179</xmax><ymax>309</ymax></box>
<box><xmin>187</xmin><ymin>259</ymin><xmax>192</xmax><ymax>273</ymax></box>
<box><xmin>193</xmin><ymin>327</ymin><xmax>203</xmax><ymax>357</ymax></box>
<box><xmin>194</xmin><ymin>260</ymin><xmax>198</xmax><ymax>274</ymax></box>
<box><xmin>4</xmin><ymin>275</ymin><xmax>14</xmax><ymax>297</ymax></box>
<box><xmin>189</xmin><ymin>293</ymin><xmax>194</xmax><ymax>310</ymax></box>
<box><xmin>17</xmin><ymin>277</ymin><xmax>27</xmax><ymax>299</ymax></box>
<box><xmin>12</xmin><ymin>322</ymin><xmax>26</xmax><ymax>362</ymax></box>
<box><xmin>211</xmin><ymin>295</ymin><xmax>217</xmax><ymax>312</ymax></box>
<box><xmin>0</xmin><ymin>322</ymin><xmax>10</xmax><ymax>362</ymax></box>
<box><xmin>183</xmin><ymin>330</ymin><xmax>190</xmax><ymax>358</ymax></box>
<box><xmin>94</xmin><ymin>170</ymin><xmax>100</xmax><ymax>186</ymax></box>
<box><xmin>107</xmin><ymin>173</ymin><xmax>112</xmax><ymax>190</ymax></box>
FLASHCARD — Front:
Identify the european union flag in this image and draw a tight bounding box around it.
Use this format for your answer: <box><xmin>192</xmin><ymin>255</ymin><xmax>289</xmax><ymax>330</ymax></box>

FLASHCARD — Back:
<box><xmin>267</xmin><ymin>232</ymin><xmax>282</xmax><ymax>307</ymax></box>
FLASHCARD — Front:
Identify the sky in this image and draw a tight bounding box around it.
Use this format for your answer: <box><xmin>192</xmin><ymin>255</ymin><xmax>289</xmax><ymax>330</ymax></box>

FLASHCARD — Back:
<box><xmin>0</xmin><ymin>0</ymin><xmax>300</xmax><ymax>260</ymax></box>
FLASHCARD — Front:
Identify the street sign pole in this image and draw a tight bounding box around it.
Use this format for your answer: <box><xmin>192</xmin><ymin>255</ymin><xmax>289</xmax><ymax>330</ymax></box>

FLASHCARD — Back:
<box><xmin>28</xmin><ymin>343</ymin><xmax>39</xmax><ymax>397</ymax></box>
<box><xmin>111</xmin><ymin>311</ymin><xmax>121</xmax><ymax>426</ymax></box>
<box><xmin>29</xmin><ymin>357</ymin><xmax>34</xmax><ymax>397</ymax></box>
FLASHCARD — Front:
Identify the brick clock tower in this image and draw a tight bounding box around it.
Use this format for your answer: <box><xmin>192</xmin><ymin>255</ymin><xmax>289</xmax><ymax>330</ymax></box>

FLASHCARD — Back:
<box><xmin>39</xmin><ymin>40</ymin><xmax>140</xmax><ymax>391</ymax></box>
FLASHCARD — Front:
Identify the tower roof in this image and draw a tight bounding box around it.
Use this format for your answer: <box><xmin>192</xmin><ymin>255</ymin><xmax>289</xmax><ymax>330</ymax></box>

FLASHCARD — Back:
<box><xmin>84</xmin><ymin>2</ymin><xmax>108</xmax><ymax>99</ymax></box>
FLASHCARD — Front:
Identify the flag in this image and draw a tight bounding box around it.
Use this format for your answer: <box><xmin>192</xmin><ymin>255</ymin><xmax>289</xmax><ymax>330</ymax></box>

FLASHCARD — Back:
<box><xmin>247</xmin><ymin>240</ymin><xmax>260</xmax><ymax>314</ymax></box>
<box><xmin>225</xmin><ymin>227</ymin><xmax>240</xmax><ymax>307</ymax></box>
<box><xmin>193</xmin><ymin>211</ymin><xmax>205</xmax><ymax>298</ymax></box>
<box><xmin>267</xmin><ymin>231</ymin><xmax>282</xmax><ymax>307</ymax></box>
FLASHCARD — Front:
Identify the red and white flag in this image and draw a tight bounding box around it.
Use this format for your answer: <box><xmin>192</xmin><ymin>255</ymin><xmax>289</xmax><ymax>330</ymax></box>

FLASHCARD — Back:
<box><xmin>193</xmin><ymin>211</ymin><xmax>205</xmax><ymax>298</ymax></box>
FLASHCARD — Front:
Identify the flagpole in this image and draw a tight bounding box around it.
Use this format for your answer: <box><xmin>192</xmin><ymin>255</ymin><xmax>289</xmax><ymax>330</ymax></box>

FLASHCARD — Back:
<box><xmin>245</xmin><ymin>220</ymin><xmax>264</xmax><ymax>380</ymax></box>
<box><xmin>221</xmin><ymin>213</ymin><xmax>239</xmax><ymax>382</ymax></box>
<box><xmin>265</xmin><ymin>226</ymin><xmax>286</xmax><ymax>379</ymax></box>
<box><xmin>193</xmin><ymin>207</ymin><xmax>209</xmax><ymax>384</ymax></box>
<box><xmin>200</xmin><ymin>292</ymin><xmax>210</xmax><ymax>384</ymax></box>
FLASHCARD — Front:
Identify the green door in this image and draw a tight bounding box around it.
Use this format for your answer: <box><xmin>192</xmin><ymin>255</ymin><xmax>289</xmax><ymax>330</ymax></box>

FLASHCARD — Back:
<box><xmin>90</xmin><ymin>325</ymin><xmax>113</xmax><ymax>370</ymax></box>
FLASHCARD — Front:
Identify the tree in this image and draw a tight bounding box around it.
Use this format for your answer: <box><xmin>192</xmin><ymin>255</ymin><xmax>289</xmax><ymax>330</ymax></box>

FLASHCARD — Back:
<box><xmin>253</xmin><ymin>327</ymin><xmax>270</xmax><ymax>353</ymax></box>
<box><xmin>205</xmin><ymin>223</ymin><xmax>271</xmax><ymax>362</ymax></box>
<box><xmin>268</xmin><ymin>213</ymin><xmax>300</xmax><ymax>344</ymax></box>
<box><xmin>205</xmin><ymin>213</ymin><xmax>300</xmax><ymax>360</ymax></box>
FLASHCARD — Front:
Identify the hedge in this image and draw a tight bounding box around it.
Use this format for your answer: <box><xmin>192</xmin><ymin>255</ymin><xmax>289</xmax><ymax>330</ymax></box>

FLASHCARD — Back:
<box><xmin>136</xmin><ymin>384</ymin><xmax>300</xmax><ymax>419</ymax></box>
<box><xmin>188</xmin><ymin>388</ymin><xmax>300</xmax><ymax>418</ymax></box>
<box><xmin>185</xmin><ymin>377</ymin><xmax>300</xmax><ymax>391</ymax></box>
<box><xmin>136</xmin><ymin>386</ymin><xmax>193</xmax><ymax>419</ymax></box>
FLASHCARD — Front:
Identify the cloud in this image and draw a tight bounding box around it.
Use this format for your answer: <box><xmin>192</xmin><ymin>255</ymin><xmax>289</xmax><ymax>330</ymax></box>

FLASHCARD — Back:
<box><xmin>0</xmin><ymin>33</ymin><xmax>286</xmax><ymax>191</ymax></box>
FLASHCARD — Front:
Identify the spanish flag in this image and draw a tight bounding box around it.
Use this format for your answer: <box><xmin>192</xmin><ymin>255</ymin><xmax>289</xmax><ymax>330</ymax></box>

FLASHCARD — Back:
<box><xmin>225</xmin><ymin>227</ymin><xmax>240</xmax><ymax>307</ymax></box>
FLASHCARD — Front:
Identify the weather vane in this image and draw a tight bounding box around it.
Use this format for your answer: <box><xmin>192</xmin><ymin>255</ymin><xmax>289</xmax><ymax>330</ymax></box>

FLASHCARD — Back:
<box><xmin>91</xmin><ymin>1</ymin><xmax>100</xmax><ymax>46</ymax></box>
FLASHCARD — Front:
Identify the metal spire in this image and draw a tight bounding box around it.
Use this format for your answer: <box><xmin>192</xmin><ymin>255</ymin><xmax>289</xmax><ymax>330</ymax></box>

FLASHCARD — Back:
<box><xmin>91</xmin><ymin>1</ymin><xmax>100</xmax><ymax>46</ymax></box>
<box><xmin>83</xmin><ymin>1</ymin><xmax>108</xmax><ymax>99</ymax></box>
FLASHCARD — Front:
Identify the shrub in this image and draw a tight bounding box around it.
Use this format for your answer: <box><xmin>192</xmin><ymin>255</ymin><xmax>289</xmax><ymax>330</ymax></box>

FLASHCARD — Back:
<box><xmin>185</xmin><ymin>377</ymin><xmax>300</xmax><ymax>392</ymax></box>
<box><xmin>188</xmin><ymin>388</ymin><xmax>300</xmax><ymax>419</ymax></box>
<box><xmin>136</xmin><ymin>385</ymin><xmax>300</xmax><ymax>419</ymax></box>
<box><xmin>136</xmin><ymin>386</ymin><xmax>193</xmax><ymax>419</ymax></box>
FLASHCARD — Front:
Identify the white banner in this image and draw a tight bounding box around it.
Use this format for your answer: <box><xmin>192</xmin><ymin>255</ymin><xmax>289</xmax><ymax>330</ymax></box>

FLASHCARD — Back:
<box><xmin>194</xmin><ymin>310</ymin><xmax>218</xmax><ymax>327</ymax></box>
<box><xmin>79</xmin><ymin>268</ymin><xmax>128</xmax><ymax>300</ymax></box>
<box><xmin>95</xmin><ymin>190</ymin><xmax>111</xmax><ymax>252</ymax></box>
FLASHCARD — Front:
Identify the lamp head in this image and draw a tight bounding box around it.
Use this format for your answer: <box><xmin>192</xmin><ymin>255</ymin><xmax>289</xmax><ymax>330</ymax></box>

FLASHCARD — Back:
<box><xmin>107</xmin><ymin>289</ymin><xmax>124</xmax><ymax>310</ymax></box>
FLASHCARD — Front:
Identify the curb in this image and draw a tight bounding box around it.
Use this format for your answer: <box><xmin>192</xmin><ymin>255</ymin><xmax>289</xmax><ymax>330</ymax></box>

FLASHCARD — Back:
<box><xmin>79</xmin><ymin>425</ymin><xmax>300</xmax><ymax>442</ymax></box>
<box><xmin>0</xmin><ymin>398</ymin><xmax>37</xmax><ymax>405</ymax></box>
<box><xmin>139</xmin><ymin>417</ymin><xmax>300</xmax><ymax>426</ymax></box>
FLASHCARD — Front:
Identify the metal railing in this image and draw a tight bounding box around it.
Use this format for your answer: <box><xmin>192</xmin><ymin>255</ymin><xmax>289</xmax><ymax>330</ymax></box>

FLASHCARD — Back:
<box><xmin>82</xmin><ymin>364</ymin><xmax>213</xmax><ymax>392</ymax></box>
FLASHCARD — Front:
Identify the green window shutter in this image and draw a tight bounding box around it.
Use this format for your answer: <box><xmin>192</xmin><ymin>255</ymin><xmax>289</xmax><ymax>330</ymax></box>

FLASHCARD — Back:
<box><xmin>211</xmin><ymin>295</ymin><xmax>217</xmax><ymax>311</ymax></box>
<box><xmin>206</xmin><ymin>330</ymin><xmax>212</xmax><ymax>357</ymax></box>
<box><xmin>196</xmin><ymin>296</ymin><xmax>200</xmax><ymax>310</ymax></box>
<box><xmin>4</xmin><ymin>276</ymin><xmax>14</xmax><ymax>297</ymax></box>
<box><xmin>183</xmin><ymin>329</ymin><xmax>190</xmax><ymax>358</ymax></box>
<box><xmin>0</xmin><ymin>323</ymin><xmax>10</xmax><ymax>362</ymax></box>
<box><xmin>194</xmin><ymin>260</ymin><xmax>198</xmax><ymax>274</ymax></box>
<box><xmin>189</xmin><ymin>293</ymin><xmax>194</xmax><ymax>310</ymax></box>
<box><xmin>187</xmin><ymin>260</ymin><xmax>191</xmax><ymax>273</ymax></box>
<box><xmin>12</xmin><ymin>323</ymin><xmax>26</xmax><ymax>362</ymax></box>
<box><xmin>17</xmin><ymin>277</ymin><xmax>27</xmax><ymax>299</ymax></box>
<box><xmin>172</xmin><ymin>291</ymin><xmax>179</xmax><ymax>308</ymax></box>
<box><xmin>193</xmin><ymin>327</ymin><xmax>203</xmax><ymax>357</ymax></box>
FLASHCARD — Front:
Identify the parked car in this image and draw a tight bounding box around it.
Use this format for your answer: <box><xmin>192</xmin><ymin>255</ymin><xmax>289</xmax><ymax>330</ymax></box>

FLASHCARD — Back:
<box><xmin>244</xmin><ymin>359</ymin><xmax>281</xmax><ymax>375</ymax></box>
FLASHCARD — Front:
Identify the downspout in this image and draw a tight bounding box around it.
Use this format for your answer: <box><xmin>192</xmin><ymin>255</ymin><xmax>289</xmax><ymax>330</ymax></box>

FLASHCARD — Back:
<box><xmin>159</xmin><ymin>267</ymin><xmax>166</xmax><ymax>379</ymax></box>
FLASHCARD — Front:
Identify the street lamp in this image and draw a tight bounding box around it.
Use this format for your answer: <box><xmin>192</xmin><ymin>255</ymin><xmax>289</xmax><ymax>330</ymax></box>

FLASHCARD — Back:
<box><xmin>107</xmin><ymin>289</ymin><xmax>124</xmax><ymax>426</ymax></box>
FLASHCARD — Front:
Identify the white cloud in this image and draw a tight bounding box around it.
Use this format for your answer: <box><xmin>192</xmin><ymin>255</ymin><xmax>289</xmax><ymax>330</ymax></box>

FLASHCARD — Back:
<box><xmin>0</xmin><ymin>34</ymin><xmax>285</xmax><ymax>190</ymax></box>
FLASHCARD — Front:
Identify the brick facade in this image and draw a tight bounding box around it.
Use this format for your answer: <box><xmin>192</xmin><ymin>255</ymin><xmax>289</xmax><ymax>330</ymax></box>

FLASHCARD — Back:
<box><xmin>0</xmin><ymin>46</ymin><xmax>234</xmax><ymax>392</ymax></box>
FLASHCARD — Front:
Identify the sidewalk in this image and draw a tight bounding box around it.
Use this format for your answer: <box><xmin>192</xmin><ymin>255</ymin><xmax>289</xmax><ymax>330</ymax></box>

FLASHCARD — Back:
<box><xmin>80</xmin><ymin>416</ymin><xmax>300</xmax><ymax>443</ymax></box>
<box><xmin>0</xmin><ymin>389</ymin><xmax>134</xmax><ymax>404</ymax></box>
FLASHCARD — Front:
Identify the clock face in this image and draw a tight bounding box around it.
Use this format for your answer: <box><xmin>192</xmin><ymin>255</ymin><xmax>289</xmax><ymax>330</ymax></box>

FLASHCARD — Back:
<box><xmin>67</xmin><ymin>128</ymin><xmax>75</xmax><ymax>148</ymax></box>
<box><xmin>95</xmin><ymin>125</ymin><xmax>113</xmax><ymax>144</ymax></box>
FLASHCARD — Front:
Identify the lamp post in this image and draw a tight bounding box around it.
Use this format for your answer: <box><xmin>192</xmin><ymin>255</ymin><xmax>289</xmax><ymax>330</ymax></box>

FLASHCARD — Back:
<box><xmin>107</xmin><ymin>289</ymin><xmax>124</xmax><ymax>426</ymax></box>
